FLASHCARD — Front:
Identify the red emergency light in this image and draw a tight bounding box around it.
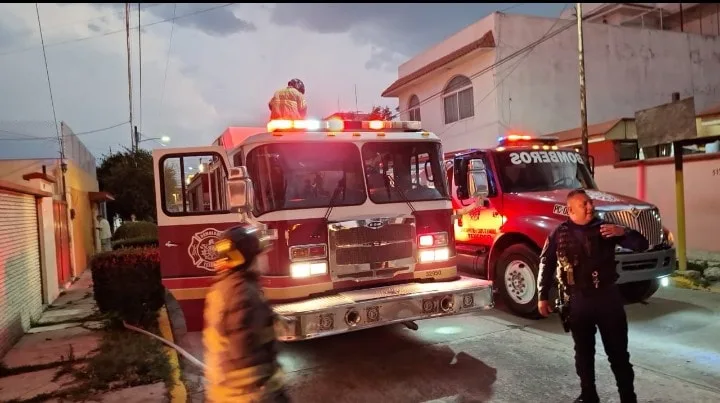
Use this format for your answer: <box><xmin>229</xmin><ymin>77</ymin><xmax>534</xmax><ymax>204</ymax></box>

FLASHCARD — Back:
<box><xmin>266</xmin><ymin>119</ymin><xmax>422</xmax><ymax>133</ymax></box>
<box><xmin>496</xmin><ymin>133</ymin><xmax>559</xmax><ymax>150</ymax></box>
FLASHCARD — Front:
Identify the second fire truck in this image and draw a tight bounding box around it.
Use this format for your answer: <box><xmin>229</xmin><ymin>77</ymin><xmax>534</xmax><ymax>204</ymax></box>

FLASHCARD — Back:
<box><xmin>153</xmin><ymin>118</ymin><xmax>494</xmax><ymax>341</ymax></box>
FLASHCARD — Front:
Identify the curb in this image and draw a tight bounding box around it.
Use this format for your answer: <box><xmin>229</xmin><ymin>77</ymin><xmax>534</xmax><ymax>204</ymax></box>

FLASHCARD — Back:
<box><xmin>158</xmin><ymin>307</ymin><xmax>188</xmax><ymax>403</ymax></box>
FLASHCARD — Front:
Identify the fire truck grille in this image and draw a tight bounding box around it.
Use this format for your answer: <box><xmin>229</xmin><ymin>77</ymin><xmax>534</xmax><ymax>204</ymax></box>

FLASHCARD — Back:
<box><xmin>336</xmin><ymin>241</ymin><xmax>414</xmax><ymax>266</ymax></box>
<box><xmin>333</xmin><ymin>224</ymin><xmax>413</xmax><ymax>247</ymax></box>
<box><xmin>602</xmin><ymin>208</ymin><xmax>663</xmax><ymax>247</ymax></box>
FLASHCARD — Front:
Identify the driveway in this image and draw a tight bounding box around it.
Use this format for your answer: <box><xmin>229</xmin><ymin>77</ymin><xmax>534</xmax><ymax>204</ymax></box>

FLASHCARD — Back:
<box><xmin>178</xmin><ymin>286</ymin><xmax>720</xmax><ymax>402</ymax></box>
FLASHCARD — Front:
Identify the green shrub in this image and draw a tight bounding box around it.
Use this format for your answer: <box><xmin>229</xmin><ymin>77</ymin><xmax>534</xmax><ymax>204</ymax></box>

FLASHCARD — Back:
<box><xmin>112</xmin><ymin>221</ymin><xmax>158</xmax><ymax>241</ymax></box>
<box><xmin>112</xmin><ymin>236</ymin><xmax>159</xmax><ymax>250</ymax></box>
<box><xmin>90</xmin><ymin>248</ymin><xmax>165</xmax><ymax>326</ymax></box>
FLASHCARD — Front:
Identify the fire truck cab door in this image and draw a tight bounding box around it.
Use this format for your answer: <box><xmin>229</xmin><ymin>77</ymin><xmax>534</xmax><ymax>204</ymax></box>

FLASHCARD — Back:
<box><xmin>153</xmin><ymin>147</ymin><xmax>239</xmax><ymax>278</ymax></box>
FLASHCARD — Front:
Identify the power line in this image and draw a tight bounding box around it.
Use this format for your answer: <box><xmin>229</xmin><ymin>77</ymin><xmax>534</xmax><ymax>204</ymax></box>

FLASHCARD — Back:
<box><xmin>35</xmin><ymin>3</ymin><xmax>63</xmax><ymax>159</ymax></box>
<box><xmin>437</xmin><ymin>3</ymin><xmax>572</xmax><ymax>137</ymax></box>
<box><xmin>125</xmin><ymin>3</ymin><xmax>134</xmax><ymax>147</ymax></box>
<box><xmin>0</xmin><ymin>121</ymin><xmax>130</xmax><ymax>141</ymax></box>
<box><xmin>391</xmin><ymin>6</ymin><xmax>606</xmax><ymax>120</ymax></box>
<box><xmin>138</xmin><ymin>2</ymin><xmax>143</xmax><ymax>131</ymax></box>
<box><xmin>0</xmin><ymin>3</ymin><xmax>237</xmax><ymax>58</ymax></box>
<box><xmin>159</xmin><ymin>3</ymin><xmax>177</xmax><ymax>119</ymax></box>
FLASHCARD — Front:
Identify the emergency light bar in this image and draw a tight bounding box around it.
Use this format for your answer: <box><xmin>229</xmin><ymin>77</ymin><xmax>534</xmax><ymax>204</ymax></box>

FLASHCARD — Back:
<box><xmin>497</xmin><ymin>134</ymin><xmax>559</xmax><ymax>150</ymax></box>
<box><xmin>266</xmin><ymin>119</ymin><xmax>422</xmax><ymax>133</ymax></box>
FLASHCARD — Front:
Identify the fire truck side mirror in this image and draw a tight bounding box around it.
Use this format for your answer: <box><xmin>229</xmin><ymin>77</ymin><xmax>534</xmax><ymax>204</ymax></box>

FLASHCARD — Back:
<box><xmin>467</xmin><ymin>159</ymin><xmax>489</xmax><ymax>200</ymax></box>
<box><xmin>227</xmin><ymin>166</ymin><xmax>254</xmax><ymax>213</ymax></box>
<box><xmin>453</xmin><ymin>157</ymin><xmax>469</xmax><ymax>200</ymax></box>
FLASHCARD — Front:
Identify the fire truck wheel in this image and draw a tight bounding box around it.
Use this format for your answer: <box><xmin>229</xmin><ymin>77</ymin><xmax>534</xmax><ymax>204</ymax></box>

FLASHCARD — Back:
<box><xmin>495</xmin><ymin>244</ymin><xmax>541</xmax><ymax>317</ymax></box>
<box><xmin>618</xmin><ymin>279</ymin><xmax>660</xmax><ymax>303</ymax></box>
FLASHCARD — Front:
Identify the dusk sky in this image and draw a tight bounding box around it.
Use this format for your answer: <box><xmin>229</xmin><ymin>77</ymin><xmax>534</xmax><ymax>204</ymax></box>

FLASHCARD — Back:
<box><xmin>0</xmin><ymin>3</ymin><xmax>566</xmax><ymax>161</ymax></box>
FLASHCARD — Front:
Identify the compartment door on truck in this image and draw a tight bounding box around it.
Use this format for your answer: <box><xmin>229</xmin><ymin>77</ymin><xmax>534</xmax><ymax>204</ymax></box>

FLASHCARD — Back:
<box><xmin>153</xmin><ymin>147</ymin><xmax>239</xmax><ymax>319</ymax></box>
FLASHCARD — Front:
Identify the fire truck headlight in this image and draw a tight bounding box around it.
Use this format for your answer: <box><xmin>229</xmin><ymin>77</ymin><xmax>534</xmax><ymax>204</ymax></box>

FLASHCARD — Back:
<box><xmin>290</xmin><ymin>261</ymin><xmax>328</xmax><ymax>278</ymax></box>
<box><xmin>419</xmin><ymin>247</ymin><xmax>450</xmax><ymax>263</ymax></box>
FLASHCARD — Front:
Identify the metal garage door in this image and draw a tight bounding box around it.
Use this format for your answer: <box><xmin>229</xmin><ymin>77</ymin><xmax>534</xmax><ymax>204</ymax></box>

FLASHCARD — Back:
<box><xmin>0</xmin><ymin>190</ymin><xmax>43</xmax><ymax>354</ymax></box>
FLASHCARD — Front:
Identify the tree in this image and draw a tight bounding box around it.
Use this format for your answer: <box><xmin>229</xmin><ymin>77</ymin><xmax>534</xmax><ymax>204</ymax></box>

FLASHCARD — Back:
<box><xmin>97</xmin><ymin>148</ymin><xmax>157</xmax><ymax>222</ymax></box>
<box><xmin>369</xmin><ymin>105</ymin><xmax>394</xmax><ymax>121</ymax></box>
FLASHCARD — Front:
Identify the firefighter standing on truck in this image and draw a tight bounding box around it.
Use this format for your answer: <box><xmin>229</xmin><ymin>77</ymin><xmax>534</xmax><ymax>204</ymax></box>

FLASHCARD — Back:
<box><xmin>203</xmin><ymin>224</ymin><xmax>290</xmax><ymax>403</ymax></box>
<box><xmin>537</xmin><ymin>189</ymin><xmax>648</xmax><ymax>403</ymax></box>
<box><xmin>269</xmin><ymin>78</ymin><xmax>307</xmax><ymax>120</ymax></box>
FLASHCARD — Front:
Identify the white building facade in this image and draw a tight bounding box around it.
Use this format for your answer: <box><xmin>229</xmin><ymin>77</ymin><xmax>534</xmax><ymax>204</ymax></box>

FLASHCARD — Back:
<box><xmin>381</xmin><ymin>5</ymin><xmax>720</xmax><ymax>154</ymax></box>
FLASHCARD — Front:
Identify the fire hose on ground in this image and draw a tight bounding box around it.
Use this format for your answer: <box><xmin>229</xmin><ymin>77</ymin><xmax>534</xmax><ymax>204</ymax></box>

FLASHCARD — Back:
<box><xmin>123</xmin><ymin>321</ymin><xmax>207</xmax><ymax>370</ymax></box>
<box><xmin>121</xmin><ymin>314</ymin><xmax>296</xmax><ymax>372</ymax></box>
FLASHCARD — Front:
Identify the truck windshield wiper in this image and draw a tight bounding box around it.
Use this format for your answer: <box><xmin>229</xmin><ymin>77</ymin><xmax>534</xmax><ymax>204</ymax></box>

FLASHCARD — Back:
<box><xmin>387</xmin><ymin>177</ymin><xmax>417</xmax><ymax>215</ymax></box>
<box><xmin>314</xmin><ymin>173</ymin><xmax>347</xmax><ymax>237</ymax></box>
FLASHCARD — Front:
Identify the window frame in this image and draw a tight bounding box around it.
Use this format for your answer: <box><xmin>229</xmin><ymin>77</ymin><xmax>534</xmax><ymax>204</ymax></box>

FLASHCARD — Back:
<box><xmin>159</xmin><ymin>152</ymin><xmax>231</xmax><ymax>217</ymax></box>
<box><xmin>408</xmin><ymin>94</ymin><xmax>421</xmax><ymax>122</ymax></box>
<box><xmin>442</xmin><ymin>75</ymin><xmax>474</xmax><ymax>125</ymax></box>
<box><xmin>361</xmin><ymin>141</ymin><xmax>450</xmax><ymax>205</ymax></box>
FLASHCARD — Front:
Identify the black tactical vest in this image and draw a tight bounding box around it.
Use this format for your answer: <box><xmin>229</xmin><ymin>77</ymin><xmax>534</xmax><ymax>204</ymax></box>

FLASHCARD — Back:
<box><xmin>554</xmin><ymin>221</ymin><xmax>619</xmax><ymax>295</ymax></box>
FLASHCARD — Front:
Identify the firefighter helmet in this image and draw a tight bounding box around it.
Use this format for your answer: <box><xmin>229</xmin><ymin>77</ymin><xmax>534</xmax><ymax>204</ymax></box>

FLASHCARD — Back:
<box><xmin>213</xmin><ymin>224</ymin><xmax>270</xmax><ymax>272</ymax></box>
<box><xmin>288</xmin><ymin>78</ymin><xmax>305</xmax><ymax>95</ymax></box>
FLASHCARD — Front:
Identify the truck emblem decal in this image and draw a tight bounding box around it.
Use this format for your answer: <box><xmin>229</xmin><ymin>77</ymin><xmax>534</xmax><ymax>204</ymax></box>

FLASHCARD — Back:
<box><xmin>509</xmin><ymin>151</ymin><xmax>583</xmax><ymax>165</ymax></box>
<box><xmin>188</xmin><ymin>228</ymin><xmax>223</xmax><ymax>272</ymax></box>
<box><xmin>365</xmin><ymin>219</ymin><xmax>385</xmax><ymax>229</ymax></box>
<box><xmin>630</xmin><ymin>207</ymin><xmax>641</xmax><ymax>218</ymax></box>
<box><xmin>584</xmin><ymin>190</ymin><xmax>621</xmax><ymax>203</ymax></box>
<box><xmin>553</xmin><ymin>204</ymin><xmax>569</xmax><ymax>216</ymax></box>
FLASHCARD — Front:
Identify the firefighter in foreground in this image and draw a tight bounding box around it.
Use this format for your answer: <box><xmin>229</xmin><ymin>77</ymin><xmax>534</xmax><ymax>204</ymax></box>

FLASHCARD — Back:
<box><xmin>203</xmin><ymin>224</ymin><xmax>290</xmax><ymax>403</ymax></box>
<box><xmin>537</xmin><ymin>189</ymin><xmax>649</xmax><ymax>403</ymax></box>
<box><xmin>268</xmin><ymin>78</ymin><xmax>307</xmax><ymax>120</ymax></box>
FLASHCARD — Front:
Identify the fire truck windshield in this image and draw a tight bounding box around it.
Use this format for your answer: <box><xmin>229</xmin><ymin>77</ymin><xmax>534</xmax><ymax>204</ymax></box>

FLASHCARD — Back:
<box><xmin>362</xmin><ymin>141</ymin><xmax>448</xmax><ymax>204</ymax></box>
<box><xmin>246</xmin><ymin>142</ymin><xmax>366</xmax><ymax>215</ymax></box>
<box><xmin>494</xmin><ymin>149</ymin><xmax>597</xmax><ymax>193</ymax></box>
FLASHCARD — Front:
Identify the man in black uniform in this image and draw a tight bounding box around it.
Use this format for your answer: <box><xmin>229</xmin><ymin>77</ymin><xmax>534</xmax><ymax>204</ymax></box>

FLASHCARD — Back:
<box><xmin>537</xmin><ymin>189</ymin><xmax>649</xmax><ymax>403</ymax></box>
<box><xmin>204</xmin><ymin>224</ymin><xmax>290</xmax><ymax>403</ymax></box>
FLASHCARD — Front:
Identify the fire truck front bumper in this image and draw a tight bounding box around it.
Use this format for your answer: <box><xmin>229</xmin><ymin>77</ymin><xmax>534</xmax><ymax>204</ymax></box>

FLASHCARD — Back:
<box><xmin>272</xmin><ymin>276</ymin><xmax>493</xmax><ymax>341</ymax></box>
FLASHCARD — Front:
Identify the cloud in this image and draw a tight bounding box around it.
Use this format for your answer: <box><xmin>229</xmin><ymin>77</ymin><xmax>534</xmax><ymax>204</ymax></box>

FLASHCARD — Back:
<box><xmin>0</xmin><ymin>3</ymin><xmax>566</xmax><ymax>162</ymax></box>
<box><xmin>269</xmin><ymin>3</ymin><xmax>567</xmax><ymax>70</ymax></box>
<box><xmin>87</xmin><ymin>3</ymin><xmax>257</xmax><ymax>37</ymax></box>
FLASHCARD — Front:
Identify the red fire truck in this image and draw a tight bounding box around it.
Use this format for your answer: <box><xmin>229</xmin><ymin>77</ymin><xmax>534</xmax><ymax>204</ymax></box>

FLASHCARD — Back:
<box><xmin>447</xmin><ymin>134</ymin><xmax>676</xmax><ymax>317</ymax></box>
<box><xmin>152</xmin><ymin>118</ymin><xmax>494</xmax><ymax>341</ymax></box>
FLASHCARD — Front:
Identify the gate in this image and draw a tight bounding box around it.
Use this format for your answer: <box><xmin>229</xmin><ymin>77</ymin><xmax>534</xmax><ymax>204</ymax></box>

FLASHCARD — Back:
<box><xmin>53</xmin><ymin>200</ymin><xmax>73</xmax><ymax>288</ymax></box>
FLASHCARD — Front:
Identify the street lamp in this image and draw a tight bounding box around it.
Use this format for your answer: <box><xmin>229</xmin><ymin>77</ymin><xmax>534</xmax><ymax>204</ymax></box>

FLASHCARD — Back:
<box><xmin>133</xmin><ymin>125</ymin><xmax>171</xmax><ymax>150</ymax></box>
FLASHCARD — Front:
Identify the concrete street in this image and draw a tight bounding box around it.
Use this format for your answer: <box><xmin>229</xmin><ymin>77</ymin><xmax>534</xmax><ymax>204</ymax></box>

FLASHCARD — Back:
<box><xmin>178</xmin><ymin>286</ymin><xmax>720</xmax><ymax>402</ymax></box>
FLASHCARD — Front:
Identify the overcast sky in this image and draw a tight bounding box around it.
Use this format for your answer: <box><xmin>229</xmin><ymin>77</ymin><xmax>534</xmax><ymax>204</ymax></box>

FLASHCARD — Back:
<box><xmin>0</xmin><ymin>3</ymin><xmax>564</xmax><ymax>161</ymax></box>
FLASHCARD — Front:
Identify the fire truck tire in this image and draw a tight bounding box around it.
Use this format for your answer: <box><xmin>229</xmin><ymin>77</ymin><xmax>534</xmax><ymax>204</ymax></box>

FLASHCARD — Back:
<box><xmin>618</xmin><ymin>279</ymin><xmax>660</xmax><ymax>303</ymax></box>
<box><xmin>495</xmin><ymin>244</ymin><xmax>541</xmax><ymax>317</ymax></box>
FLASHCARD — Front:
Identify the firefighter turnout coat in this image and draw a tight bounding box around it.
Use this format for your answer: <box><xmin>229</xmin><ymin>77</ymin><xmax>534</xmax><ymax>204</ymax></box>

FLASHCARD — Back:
<box><xmin>203</xmin><ymin>266</ymin><xmax>285</xmax><ymax>402</ymax></box>
<box><xmin>268</xmin><ymin>87</ymin><xmax>307</xmax><ymax>120</ymax></box>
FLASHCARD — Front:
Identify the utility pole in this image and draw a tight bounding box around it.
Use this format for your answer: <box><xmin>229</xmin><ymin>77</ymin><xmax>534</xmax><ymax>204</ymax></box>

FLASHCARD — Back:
<box><xmin>133</xmin><ymin>125</ymin><xmax>140</xmax><ymax>152</ymax></box>
<box><xmin>576</xmin><ymin>3</ymin><xmax>590</xmax><ymax>165</ymax></box>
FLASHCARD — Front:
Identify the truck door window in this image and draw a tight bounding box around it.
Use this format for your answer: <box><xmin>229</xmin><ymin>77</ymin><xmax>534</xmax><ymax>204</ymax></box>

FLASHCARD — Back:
<box><xmin>160</xmin><ymin>153</ymin><xmax>229</xmax><ymax>216</ymax></box>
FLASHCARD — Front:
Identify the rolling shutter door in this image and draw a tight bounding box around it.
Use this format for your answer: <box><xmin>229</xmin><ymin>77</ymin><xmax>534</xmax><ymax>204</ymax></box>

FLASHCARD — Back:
<box><xmin>0</xmin><ymin>191</ymin><xmax>43</xmax><ymax>353</ymax></box>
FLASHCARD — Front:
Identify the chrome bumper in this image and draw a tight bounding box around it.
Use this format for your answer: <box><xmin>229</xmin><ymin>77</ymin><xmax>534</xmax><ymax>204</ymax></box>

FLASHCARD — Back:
<box><xmin>616</xmin><ymin>247</ymin><xmax>676</xmax><ymax>284</ymax></box>
<box><xmin>273</xmin><ymin>276</ymin><xmax>493</xmax><ymax>341</ymax></box>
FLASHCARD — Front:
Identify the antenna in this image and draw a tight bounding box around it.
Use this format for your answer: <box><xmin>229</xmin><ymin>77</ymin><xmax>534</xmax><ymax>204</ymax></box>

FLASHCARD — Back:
<box><xmin>354</xmin><ymin>84</ymin><xmax>359</xmax><ymax>114</ymax></box>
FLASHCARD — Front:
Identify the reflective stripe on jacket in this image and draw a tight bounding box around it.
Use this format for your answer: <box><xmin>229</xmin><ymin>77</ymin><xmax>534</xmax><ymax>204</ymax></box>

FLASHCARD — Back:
<box><xmin>268</xmin><ymin>87</ymin><xmax>307</xmax><ymax>120</ymax></box>
<box><xmin>203</xmin><ymin>267</ymin><xmax>285</xmax><ymax>403</ymax></box>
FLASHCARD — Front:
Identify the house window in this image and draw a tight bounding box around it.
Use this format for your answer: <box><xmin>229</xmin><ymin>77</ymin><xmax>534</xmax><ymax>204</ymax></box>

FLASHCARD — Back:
<box><xmin>443</xmin><ymin>75</ymin><xmax>474</xmax><ymax>124</ymax></box>
<box><xmin>615</xmin><ymin>140</ymin><xmax>639</xmax><ymax>161</ymax></box>
<box><xmin>408</xmin><ymin>94</ymin><xmax>421</xmax><ymax>121</ymax></box>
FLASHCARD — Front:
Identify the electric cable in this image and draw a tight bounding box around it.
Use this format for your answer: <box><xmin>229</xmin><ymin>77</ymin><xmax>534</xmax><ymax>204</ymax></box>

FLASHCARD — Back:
<box><xmin>35</xmin><ymin>3</ymin><xmax>63</xmax><ymax>159</ymax></box>
<box><xmin>0</xmin><ymin>121</ymin><xmax>130</xmax><ymax>141</ymax></box>
<box><xmin>436</xmin><ymin>3</ymin><xmax>572</xmax><ymax>137</ymax></box>
<box><xmin>0</xmin><ymin>3</ymin><xmax>237</xmax><ymax>57</ymax></box>
<box><xmin>138</xmin><ymin>2</ymin><xmax>143</xmax><ymax>132</ymax></box>
<box><xmin>390</xmin><ymin>6</ymin><xmax>607</xmax><ymax>120</ymax></box>
<box><xmin>158</xmin><ymin>3</ymin><xmax>177</xmax><ymax>119</ymax></box>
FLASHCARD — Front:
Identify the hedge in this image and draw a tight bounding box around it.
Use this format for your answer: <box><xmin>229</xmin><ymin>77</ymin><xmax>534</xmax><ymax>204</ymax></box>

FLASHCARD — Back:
<box><xmin>112</xmin><ymin>235</ymin><xmax>159</xmax><ymax>250</ymax></box>
<box><xmin>112</xmin><ymin>221</ymin><xmax>158</xmax><ymax>241</ymax></box>
<box><xmin>90</xmin><ymin>248</ymin><xmax>165</xmax><ymax>326</ymax></box>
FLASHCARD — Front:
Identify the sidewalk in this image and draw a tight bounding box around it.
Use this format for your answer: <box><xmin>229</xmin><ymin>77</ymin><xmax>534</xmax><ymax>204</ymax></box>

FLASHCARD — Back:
<box><xmin>0</xmin><ymin>271</ymin><xmax>170</xmax><ymax>402</ymax></box>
